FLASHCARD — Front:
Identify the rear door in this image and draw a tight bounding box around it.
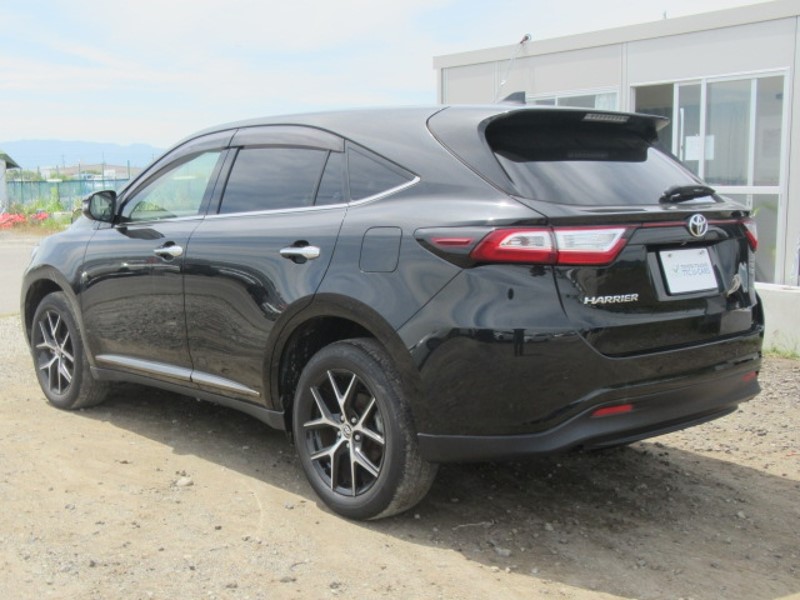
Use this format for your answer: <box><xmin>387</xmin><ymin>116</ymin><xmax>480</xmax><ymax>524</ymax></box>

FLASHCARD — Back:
<box><xmin>183</xmin><ymin>126</ymin><xmax>348</xmax><ymax>402</ymax></box>
<box><xmin>480</xmin><ymin>109</ymin><xmax>760</xmax><ymax>356</ymax></box>
<box><xmin>550</xmin><ymin>209</ymin><xmax>758</xmax><ymax>356</ymax></box>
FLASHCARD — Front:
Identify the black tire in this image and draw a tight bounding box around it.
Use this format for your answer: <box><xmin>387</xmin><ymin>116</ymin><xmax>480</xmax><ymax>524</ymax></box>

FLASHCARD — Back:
<box><xmin>30</xmin><ymin>292</ymin><xmax>110</xmax><ymax>410</ymax></box>
<box><xmin>292</xmin><ymin>338</ymin><xmax>437</xmax><ymax>520</ymax></box>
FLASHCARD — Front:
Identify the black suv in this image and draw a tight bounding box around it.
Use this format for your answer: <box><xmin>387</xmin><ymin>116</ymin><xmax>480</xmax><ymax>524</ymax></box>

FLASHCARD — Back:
<box><xmin>21</xmin><ymin>106</ymin><xmax>763</xmax><ymax>519</ymax></box>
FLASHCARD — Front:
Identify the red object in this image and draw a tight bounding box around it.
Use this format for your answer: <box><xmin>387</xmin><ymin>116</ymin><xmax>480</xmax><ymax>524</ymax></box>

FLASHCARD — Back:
<box><xmin>591</xmin><ymin>403</ymin><xmax>634</xmax><ymax>418</ymax></box>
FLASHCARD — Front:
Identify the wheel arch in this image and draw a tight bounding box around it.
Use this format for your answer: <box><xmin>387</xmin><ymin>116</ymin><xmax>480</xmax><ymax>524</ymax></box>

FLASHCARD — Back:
<box><xmin>22</xmin><ymin>268</ymin><xmax>81</xmax><ymax>346</ymax></box>
<box><xmin>268</xmin><ymin>293</ymin><xmax>422</xmax><ymax>434</ymax></box>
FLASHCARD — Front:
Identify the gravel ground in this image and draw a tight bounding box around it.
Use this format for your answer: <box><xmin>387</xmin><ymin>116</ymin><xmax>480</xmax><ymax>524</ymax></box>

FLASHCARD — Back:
<box><xmin>0</xmin><ymin>314</ymin><xmax>798</xmax><ymax>600</ymax></box>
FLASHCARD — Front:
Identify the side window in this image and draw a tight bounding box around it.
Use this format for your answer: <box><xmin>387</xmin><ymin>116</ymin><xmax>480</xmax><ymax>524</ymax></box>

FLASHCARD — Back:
<box><xmin>315</xmin><ymin>152</ymin><xmax>346</xmax><ymax>206</ymax></box>
<box><xmin>348</xmin><ymin>147</ymin><xmax>414</xmax><ymax>201</ymax></box>
<box><xmin>122</xmin><ymin>151</ymin><xmax>221</xmax><ymax>222</ymax></box>
<box><xmin>219</xmin><ymin>147</ymin><xmax>327</xmax><ymax>214</ymax></box>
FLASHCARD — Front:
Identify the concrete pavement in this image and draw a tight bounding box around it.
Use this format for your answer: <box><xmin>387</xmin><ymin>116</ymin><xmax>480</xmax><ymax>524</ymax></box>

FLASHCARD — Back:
<box><xmin>0</xmin><ymin>232</ymin><xmax>42</xmax><ymax>316</ymax></box>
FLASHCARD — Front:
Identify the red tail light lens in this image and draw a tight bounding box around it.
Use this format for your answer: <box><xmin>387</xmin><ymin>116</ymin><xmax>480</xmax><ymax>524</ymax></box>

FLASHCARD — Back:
<box><xmin>471</xmin><ymin>226</ymin><xmax>629</xmax><ymax>266</ymax></box>
<box><xmin>470</xmin><ymin>228</ymin><xmax>556</xmax><ymax>264</ymax></box>
<box><xmin>742</xmin><ymin>218</ymin><xmax>758</xmax><ymax>251</ymax></box>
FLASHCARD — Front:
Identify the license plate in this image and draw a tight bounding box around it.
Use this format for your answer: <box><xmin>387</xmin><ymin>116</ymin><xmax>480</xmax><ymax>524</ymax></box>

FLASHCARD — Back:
<box><xmin>659</xmin><ymin>248</ymin><xmax>718</xmax><ymax>294</ymax></box>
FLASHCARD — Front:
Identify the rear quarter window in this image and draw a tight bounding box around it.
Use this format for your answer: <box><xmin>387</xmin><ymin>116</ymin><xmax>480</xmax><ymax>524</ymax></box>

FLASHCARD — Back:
<box><xmin>348</xmin><ymin>147</ymin><xmax>414</xmax><ymax>201</ymax></box>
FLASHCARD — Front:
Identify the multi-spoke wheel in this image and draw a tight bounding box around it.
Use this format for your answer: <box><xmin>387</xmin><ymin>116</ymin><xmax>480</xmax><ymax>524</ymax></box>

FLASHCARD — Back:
<box><xmin>293</xmin><ymin>338</ymin><xmax>437</xmax><ymax>520</ymax></box>
<box><xmin>30</xmin><ymin>292</ymin><xmax>109</xmax><ymax>410</ymax></box>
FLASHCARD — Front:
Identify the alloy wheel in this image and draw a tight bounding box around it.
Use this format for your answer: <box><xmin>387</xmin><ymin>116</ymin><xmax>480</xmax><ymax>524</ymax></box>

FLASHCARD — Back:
<box><xmin>34</xmin><ymin>310</ymin><xmax>75</xmax><ymax>396</ymax></box>
<box><xmin>301</xmin><ymin>369</ymin><xmax>386</xmax><ymax>497</ymax></box>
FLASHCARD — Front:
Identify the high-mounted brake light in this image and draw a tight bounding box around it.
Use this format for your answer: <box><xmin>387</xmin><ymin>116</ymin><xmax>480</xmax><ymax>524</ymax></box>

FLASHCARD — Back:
<box><xmin>470</xmin><ymin>226</ymin><xmax>629</xmax><ymax>266</ymax></box>
<box><xmin>742</xmin><ymin>218</ymin><xmax>758</xmax><ymax>252</ymax></box>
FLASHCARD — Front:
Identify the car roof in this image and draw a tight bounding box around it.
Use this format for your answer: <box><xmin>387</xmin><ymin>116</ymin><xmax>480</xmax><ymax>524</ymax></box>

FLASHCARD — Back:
<box><xmin>164</xmin><ymin>105</ymin><xmax>669</xmax><ymax>194</ymax></box>
<box><xmin>179</xmin><ymin>104</ymin><xmax>666</xmax><ymax>152</ymax></box>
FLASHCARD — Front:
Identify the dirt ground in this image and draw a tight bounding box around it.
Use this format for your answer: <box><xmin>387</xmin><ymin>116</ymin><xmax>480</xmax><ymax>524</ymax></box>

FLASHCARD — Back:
<box><xmin>0</xmin><ymin>314</ymin><xmax>798</xmax><ymax>600</ymax></box>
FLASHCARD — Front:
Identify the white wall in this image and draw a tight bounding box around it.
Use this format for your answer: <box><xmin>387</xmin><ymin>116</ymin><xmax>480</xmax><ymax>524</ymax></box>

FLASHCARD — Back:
<box><xmin>757</xmin><ymin>283</ymin><xmax>800</xmax><ymax>352</ymax></box>
<box><xmin>626</xmin><ymin>19</ymin><xmax>796</xmax><ymax>88</ymax></box>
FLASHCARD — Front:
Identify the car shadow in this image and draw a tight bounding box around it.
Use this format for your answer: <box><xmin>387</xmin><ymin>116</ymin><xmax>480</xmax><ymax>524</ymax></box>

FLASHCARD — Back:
<box><xmin>82</xmin><ymin>384</ymin><xmax>799</xmax><ymax>600</ymax></box>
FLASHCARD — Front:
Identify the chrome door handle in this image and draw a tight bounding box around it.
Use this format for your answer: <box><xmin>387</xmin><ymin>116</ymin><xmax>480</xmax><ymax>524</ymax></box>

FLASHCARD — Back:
<box><xmin>280</xmin><ymin>245</ymin><xmax>321</xmax><ymax>261</ymax></box>
<box><xmin>153</xmin><ymin>245</ymin><xmax>183</xmax><ymax>258</ymax></box>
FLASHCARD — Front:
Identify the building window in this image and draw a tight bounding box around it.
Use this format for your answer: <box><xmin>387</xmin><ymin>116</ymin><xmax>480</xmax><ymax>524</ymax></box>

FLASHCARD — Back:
<box><xmin>705</xmin><ymin>80</ymin><xmax>752</xmax><ymax>186</ymax></box>
<box><xmin>529</xmin><ymin>91</ymin><xmax>617</xmax><ymax>110</ymax></box>
<box><xmin>634</xmin><ymin>74</ymin><xmax>786</xmax><ymax>283</ymax></box>
<box><xmin>754</xmin><ymin>76</ymin><xmax>784</xmax><ymax>186</ymax></box>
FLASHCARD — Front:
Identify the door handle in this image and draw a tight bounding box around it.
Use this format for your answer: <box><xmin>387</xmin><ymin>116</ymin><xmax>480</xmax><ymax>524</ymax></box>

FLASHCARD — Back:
<box><xmin>153</xmin><ymin>244</ymin><xmax>183</xmax><ymax>258</ymax></box>
<box><xmin>280</xmin><ymin>245</ymin><xmax>321</xmax><ymax>261</ymax></box>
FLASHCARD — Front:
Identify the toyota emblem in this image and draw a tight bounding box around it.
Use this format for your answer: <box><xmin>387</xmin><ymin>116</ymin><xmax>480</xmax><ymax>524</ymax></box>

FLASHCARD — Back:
<box><xmin>688</xmin><ymin>214</ymin><xmax>708</xmax><ymax>238</ymax></box>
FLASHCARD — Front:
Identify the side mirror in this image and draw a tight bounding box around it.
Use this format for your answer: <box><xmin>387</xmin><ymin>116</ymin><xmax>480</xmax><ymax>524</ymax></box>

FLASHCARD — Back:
<box><xmin>82</xmin><ymin>190</ymin><xmax>117</xmax><ymax>223</ymax></box>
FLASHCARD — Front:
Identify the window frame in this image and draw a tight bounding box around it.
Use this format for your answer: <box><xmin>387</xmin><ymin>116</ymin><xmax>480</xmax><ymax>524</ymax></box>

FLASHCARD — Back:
<box><xmin>345</xmin><ymin>142</ymin><xmax>418</xmax><ymax>206</ymax></box>
<box><xmin>119</xmin><ymin>151</ymin><xmax>226</xmax><ymax>224</ymax></box>
<box><xmin>207</xmin><ymin>125</ymin><xmax>352</xmax><ymax>217</ymax></box>
<box><xmin>214</xmin><ymin>145</ymin><xmax>332</xmax><ymax>215</ymax></box>
<box><xmin>114</xmin><ymin>130</ymin><xmax>233</xmax><ymax>226</ymax></box>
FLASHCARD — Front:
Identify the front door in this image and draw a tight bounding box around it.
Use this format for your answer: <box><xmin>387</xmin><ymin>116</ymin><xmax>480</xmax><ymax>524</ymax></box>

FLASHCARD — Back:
<box><xmin>80</xmin><ymin>149</ymin><xmax>225</xmax><ymax>386</ymax></box>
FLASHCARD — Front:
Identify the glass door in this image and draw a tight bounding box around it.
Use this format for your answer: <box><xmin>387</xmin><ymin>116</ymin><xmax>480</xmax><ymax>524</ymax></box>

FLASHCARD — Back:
<box><xmin>675</xmin><ymin>83</ymin><xmax>702</xmax><ymax>176</ymax></box>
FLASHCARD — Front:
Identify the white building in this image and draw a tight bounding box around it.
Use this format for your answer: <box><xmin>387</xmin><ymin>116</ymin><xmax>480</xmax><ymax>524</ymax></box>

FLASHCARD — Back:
<box><xmin>434</xmin><ymin>0</ymin><xmax>800</xmax><ymax>351</ymax></box>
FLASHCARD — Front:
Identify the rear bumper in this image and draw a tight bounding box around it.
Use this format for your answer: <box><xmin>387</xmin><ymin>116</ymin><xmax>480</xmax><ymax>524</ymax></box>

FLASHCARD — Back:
<box><xmin>417</xmin><ymin>361</ymin><xmax>760</xmax><ymax>462</ymax></box>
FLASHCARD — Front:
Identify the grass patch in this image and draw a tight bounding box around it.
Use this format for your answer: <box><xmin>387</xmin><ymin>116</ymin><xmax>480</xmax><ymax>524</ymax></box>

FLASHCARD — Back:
<box><xmin>765</xmin><ymin>347</ymin><xmax>800</xmax><ymax>361</ymax></box>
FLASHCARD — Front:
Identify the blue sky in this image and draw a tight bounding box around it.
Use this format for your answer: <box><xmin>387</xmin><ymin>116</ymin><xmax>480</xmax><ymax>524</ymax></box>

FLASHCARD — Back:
<box><xmin>0</xmin><ymin>0</ymin><xmax>771</xmax><ymax>147</ymax></box>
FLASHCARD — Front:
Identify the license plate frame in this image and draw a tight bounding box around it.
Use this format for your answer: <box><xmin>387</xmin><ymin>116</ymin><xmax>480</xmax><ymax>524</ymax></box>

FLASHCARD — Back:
<box><xmin>659</xmin><ymin>247</ymin><xmax>718</xmax><ymax>295</ymax></box>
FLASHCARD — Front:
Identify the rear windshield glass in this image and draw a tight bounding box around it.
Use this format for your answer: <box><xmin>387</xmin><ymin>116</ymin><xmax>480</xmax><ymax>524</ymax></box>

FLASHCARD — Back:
<box><xmin>487</xmin><ymin>120</ymin><xmax>709</xmax><ymax>206</ymax></box>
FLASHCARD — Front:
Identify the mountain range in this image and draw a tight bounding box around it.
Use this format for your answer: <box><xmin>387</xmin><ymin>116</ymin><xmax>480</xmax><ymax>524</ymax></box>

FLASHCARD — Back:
<box><xmin>0</xmin><ymin>140</ymin><xmax>166</xmax><ymax>170</ymax></box>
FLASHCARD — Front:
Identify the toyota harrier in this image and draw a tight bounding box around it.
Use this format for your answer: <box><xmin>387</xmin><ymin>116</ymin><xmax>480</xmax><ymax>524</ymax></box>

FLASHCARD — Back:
<box><xmin>21</xmin><ymin>105</ymin><xmax>763</xmax><ymax>519</ymax></box>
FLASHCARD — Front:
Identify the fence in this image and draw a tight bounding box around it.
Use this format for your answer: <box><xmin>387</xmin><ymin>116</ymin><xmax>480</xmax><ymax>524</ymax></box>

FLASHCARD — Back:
<box><xmin>6</xmin><ymin>179</ymin><xmax>131</xmax><ymax>211</ymax></box>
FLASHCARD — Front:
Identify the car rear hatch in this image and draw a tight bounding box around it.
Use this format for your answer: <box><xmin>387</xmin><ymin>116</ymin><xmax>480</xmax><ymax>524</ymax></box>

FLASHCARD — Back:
<box><xmin>427</xmin><ymin>106</ymin><xmax>761</xmax><ymax>356</ymax></box>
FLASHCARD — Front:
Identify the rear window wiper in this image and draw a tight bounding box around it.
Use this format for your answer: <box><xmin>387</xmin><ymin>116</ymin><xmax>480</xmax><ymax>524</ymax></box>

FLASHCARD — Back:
<box><xmin>659</xmin><ymin>184</ymin><xmax>716</xmax><ymax>204</ymax></box>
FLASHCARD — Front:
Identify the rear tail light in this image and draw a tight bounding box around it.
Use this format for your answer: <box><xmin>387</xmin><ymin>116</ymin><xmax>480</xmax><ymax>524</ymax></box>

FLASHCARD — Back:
<box><xmin>470</xmin><ymin>226</ymin><xmax>629</xmax><ymax>266</ymax></box>
<box><xmin>469</xmin><ymin>228</ymin><xmax>555</xmax><ymax>264</ymax></box>
<box><xmin>742</xmin><ymin>218</ymin><xmax>758</xmax><ymax>251</ymax></box>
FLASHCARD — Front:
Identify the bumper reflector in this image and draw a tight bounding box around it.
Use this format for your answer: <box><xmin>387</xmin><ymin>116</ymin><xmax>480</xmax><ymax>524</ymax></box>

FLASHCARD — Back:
<box><xmin>591</xmin><ymin>403</ymin><xmax>634</xmax><ymax>418</ymax></box>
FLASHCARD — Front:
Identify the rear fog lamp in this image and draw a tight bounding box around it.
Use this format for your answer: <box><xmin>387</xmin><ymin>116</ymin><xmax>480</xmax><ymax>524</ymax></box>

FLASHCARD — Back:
<box><xmin>741</xmin><ymin>371</ymin><xmax>758</xmax><ymax>382</ymax></box>
<box><xmin>591</xmin><ymin>403</ymin><xmax>634</xmax><ymax>418</ymax></box>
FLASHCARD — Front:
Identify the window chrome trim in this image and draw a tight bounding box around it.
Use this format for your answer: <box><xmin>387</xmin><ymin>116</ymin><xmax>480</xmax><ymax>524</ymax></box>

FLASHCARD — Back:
<box><xmin>114</xmin><ymin>214</ymin><xmax>206</xmax><ymax>228</ymax></box>
<box><xmin>203</xmin><ymin>175</ymin><xmax>420</xmax><ymax>219</ymax></box>
<box><xmin>349</xmin><ymin>176</ymin><xmax>420</xmax><ymax>206</ymax></box>
<box><xmin>204</xmin><ymin>203</ymin><xmax>347</xmax><ymax>219</ymax></box>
